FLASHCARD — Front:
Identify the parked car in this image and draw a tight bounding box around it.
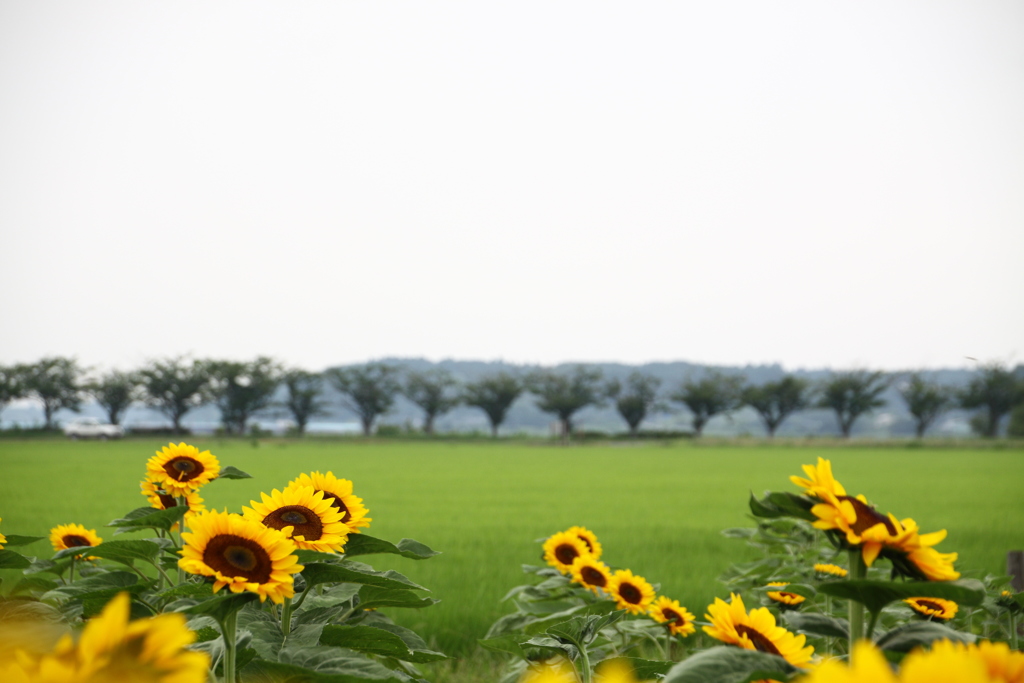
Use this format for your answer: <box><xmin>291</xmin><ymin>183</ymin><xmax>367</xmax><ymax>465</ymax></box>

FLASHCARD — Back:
<box><xmin>63</xmin><ymin>418</ymin><xmax>125</xmax><ymax>440</ymax></box>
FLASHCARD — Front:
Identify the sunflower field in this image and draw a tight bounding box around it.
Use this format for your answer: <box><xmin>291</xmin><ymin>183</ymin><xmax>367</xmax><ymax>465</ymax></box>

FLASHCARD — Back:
<box><xmin>0</xmin><ymin>441</ymin><xmax>1022</xmax><ymax>683</ymax></box>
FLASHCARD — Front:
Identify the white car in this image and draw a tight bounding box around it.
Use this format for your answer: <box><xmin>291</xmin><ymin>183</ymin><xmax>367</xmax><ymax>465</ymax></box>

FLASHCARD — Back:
<box><xmin>63</xmin><ymin>418</ymin><xmax>125</xmax><ymax>440</ymax></box>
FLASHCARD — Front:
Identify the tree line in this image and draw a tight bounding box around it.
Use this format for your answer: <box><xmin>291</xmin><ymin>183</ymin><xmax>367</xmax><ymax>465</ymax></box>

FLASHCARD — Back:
<box><xmin>1</xmin><ymin>357</ymin><xmax>1023</xmax><ymax>439</ymax></box>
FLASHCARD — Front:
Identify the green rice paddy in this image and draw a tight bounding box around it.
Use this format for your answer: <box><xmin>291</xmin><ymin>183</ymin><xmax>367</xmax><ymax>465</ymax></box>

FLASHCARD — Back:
<box><xmin>1</xmin><ymin>438</ymin><xmax>1022</xmax><ymax>659</ymax></box>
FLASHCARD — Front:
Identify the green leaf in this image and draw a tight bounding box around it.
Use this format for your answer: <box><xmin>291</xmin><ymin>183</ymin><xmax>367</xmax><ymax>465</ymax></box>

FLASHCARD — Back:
<box><xmin>874</xmin><ymin>621</ymin><xmax>976</xmax><ymax>652</ymax></box>
<box><xmin>153</xmin><ymin>581</ymin><xmax>214</xmax><ymax>602</ymax></box>
<box><xmin>1</xmin><ymin>535</ymin><xmax>46</xmax><ymax>547</ymax></box>
<box><xmin>342</xmin><ymin>534</ymin><xmax>440</xmax><ymax>560</ymax></box>
<box><xmin>53</xmin><ymin>546</ymin><xmax>93</xmax><ymax>560</ymax></box>
<box><xmin>783</xmin><ymin>612</ymin><xmax>849</xmax><ymax>639</ymax></box>
<box><xmin>819</xmin><ymin>579</ymin><xmax>986</xmax><ymax>614</ymax></box>
<box><xmin>0</xmin><ymin>598</ymin><xmax>66</xmax><ymax>623</ymax></box>
<box><xmin>356</xmin><ymin>585</ymin><xmax>439</xmax><ymax>611</ymax></box>
<box><xmin>244</xmin><ymin>650</ymin><xmax>411</xmax><ymax>682</ymax></box>
<box><xmin>749</xmin><ymin>491</ymin><xmax>816</xmax><ymax>522</ymax></box>
<box><xmin>10</xmin><ymin>576</ymin><xmax>59</xmax><ymax>595</ymax></box>
<box><xmin>603</xmin><ymin>658</ymin><xmax>673</xmax><ymax>680</ymax></box>
<box><xmin>0</xmin><ymin>549</ymin><xmax>31</xmax><ymax>569</ymax></box>
<box><xmin>108</xmin><ymin>506</ymin><xmax>187</xmax><ymax>534</ymax></box>
<box><xmin>87</xmin><ymin>540</ymin><xmax>163</xmax><ymax>566</ymax></box>
<box><xmin>321</xmin><ymin>624</ymin><xmax>447</xmax><ymax>663</ymax></box>
<box><xmin>180</xmin><ymin>591</ymin><xmax>259</xmax><ymax>622</ymax></box>
<box><xmin>301</xmin><ymin>561</ymin><xmax>426</xmax><ymax>592</ymax></box>
<box><xmin>82</xmin><ymin>594</ymin><xmax>154</xmax><ymax>619</ymax></box>
<box><xmin>523</xmin><ymin>600</ymin><xmax>618</xmax><ymax>635</ymax></box>
<box><xmin>218</xmin><ymin>466</ymin><xmax>253</xmax><ymax>479</ymax></box>
<box><xmin>663</xmin><ymin>646</ymin><xmax>803</xmax><ymax>683</ymax></box>
<box><xmin>50</xmin><ymin>570</ymin><xmax>141</xmax><ymax>596</ymax></box>
<box><xmin>478</xmin><ymin>634</ymin><xmax>531</xmax><ymax>659</ymax></box>
<box><xmin>295</xmin><ymin>550</ymin><xmax>343</xmax><ymax>565</ymax></box>
<box><xmin>545</xmin><ymin>610</ymin><xmax>624</xmax><ymax>649</ymax></box>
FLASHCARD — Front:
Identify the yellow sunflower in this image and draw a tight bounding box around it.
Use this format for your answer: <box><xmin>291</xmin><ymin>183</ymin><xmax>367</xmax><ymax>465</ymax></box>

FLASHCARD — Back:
<box><xmin>905</xmin><ymin>597</ymin><xmax>958</xmax><ymax>621</ymax></box>
<box><xmin>286</xmin><ymin>471</ymin><xmax>371</xmax><ymax>534</ymax></box>
<box><xmin>50</xmin><ymin>523</ymin><xmax>102</xmax><ymax>559</ymax></box>
<box><xmin>934</xmin><ymin>640</ymin><xmax>1024</xmax><ymax>683</ymax></box>
<box><xmin>565</xmin><ymin>525</ymin><xmax>603</xmax><ymax>559</ymax></box>
<box><xmin>860</xmin><ymin>517</ymin><xmax>960</xmax><ymax>581</ymax></box>
<box><xmin>243</xmin><ymin>485</ymin><xmax>349</xmax><ymax>552</ymax></box>
<box><xmin>704</xmin><ymin>593</ymin><xmax>814</xmax><ymax>667</ymax></box>
<box><xmin>649</xmin><ymin>596</ymin><xmax>696</xmax><ymax>637</ymax></box>
<box><xmin>795</xmin><ymin>639</ymin><xmax>995</xmax><ymax>683</ymax></box>
<box><xmin>569</xmin><ymin>555</ymin><xmax>613</xmax><ymax>594</ymax></box>
<box><xmin>595</xmin><ymin>659</ymin><xmax>652</xmax><ymax>683</ymax></box>
<box><xmin>14</xmin><ymin>592</ymin><xmax>209</xmax><ymax>683</ymax></box>
<box><xmin>543</xmin><ymin>531</ymin><xmax>591</xmax><ymax>573</ymax></box>
<box><xmin>179</xmin><ymin>510</ymin><xmax>303</xmax><ymax>604</ymax></box>
<box><xmin>145</xmin><ymin>443</ymin><xmax>219</xmax><ymax>497</ymax></box>
<box><xmin>140</xmin><ymin>479</ymin><xmax>204</xmax><ymax>533</ymax></box>
<box><xmin>791</xmin><ymin>458</ymin><xmax>848</xmax><ymax>500</ymax></box>
<box><xmin>607</xmin><ymin>570</ymin><xmax>656</xmax><ymax>615</ymax></box>
<box><xmin>766</xmin><ymin>582</ymin><xmax>806</xmax><ymax>609</ymax></box>
<box><xmin>813</xmin><ymin>563</ymin><xmax>848</xmax><ymax>578</ymax></box>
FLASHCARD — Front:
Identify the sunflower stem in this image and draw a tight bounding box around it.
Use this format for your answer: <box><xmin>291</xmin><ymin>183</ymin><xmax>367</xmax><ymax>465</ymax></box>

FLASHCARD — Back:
<box><xmin>69</xmin><ymin>556</ymin><xmax>76</xmax><ymax>584</ymax></box>
<box><xmin>293</xmin><ymin>583</ymin><xmax>314</xmax><ymax>611</ymax></box>
<box><xmin>220</xmin><ymin>609</ymin><xmax>238</xmax><ymax>683</ymax></box>
<box><xmin>578</xmin><ymin>644</ymin><xmax>592</xmax><ymax>683</ymax></box>
<box><xmin>847</xmin><ymin>549</ymin><xmax>867</xmax><ymax>657</ymax></box>
<box><xmin>1011</xmin><ymin>611</ymin><xmax>1018</xmax><ymax>652</ymax></box>
<box><xmin>664</xmin><ymin>629</ymin><xmax>673</xmax><ymax>661</ymax></box>
<box><xmin>176</xmin><ymin>496</ymin><xmax>186</xmax><ymax>585</ymax></box>
<box><xmin>866</xmin><ymin>610</ymin><xmax>880</xmax><ymax>640</ymax></box>
<box><xmin>281</xmin><ymin>597</ymin><xmax>293</xmax><ymax>636</ymax></box>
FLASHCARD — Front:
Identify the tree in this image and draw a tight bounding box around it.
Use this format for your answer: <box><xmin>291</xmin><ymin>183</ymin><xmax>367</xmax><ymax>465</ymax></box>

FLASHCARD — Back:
<box><xmin>22</xmin><ymin>357</ymin><xmax>83</xmax><ymax>429</ymax></box>
<box><xmin>206</xmin><ymin>357</ymin><xmax>283</xmax><ymax>435</ymax></box>
<box><xmin>741</xmin><ymin>375</ymin><xmax>810</xmax><ymax>437</ymax></box>
<box><xmin>817</xmin><ymin>371</ymin><xmax>889</xmax><ymax>438</ymax></box>
<box><xmin>959</xmin><ymin>363</ymin><xmax>1024</xmax><ymax>438</ymax></box>
<box><xmin>281</xmin><ymin>369</ymin><xmax>328</xmax><ymax>436</ymax></box>
<box><xmin>898</xmin><ymin>374</ymin><xmax>953</xmax><ymax>438</ymax></box>
<box><xmin>403</xmin><ymin>369</ymin><xmax>461</xmax><ymax>435</ymax></box>
<box><xmin>88</xmin><ymin>370</ymin><xmax>140</xmax><ymax>426</ymax></box>
<box><xmin>607</xmin><ymin>372</ymin><xmax>661</xmax><ymax>436</ymax></box>
<box><xmin>526</xmin><ymin>365</ymin><xmax>605</xmax><ymax>439</ymax></box>
<box><xmin>325</xmin><ymin>363</ymin><xmax>401</xmax><ymax>436</ymax></box>
<box><xmin>0</xmin><ymin>365</ymin><xmax>26</xmax><ymax>417</ymax></box>
<box><xmin>463</xmin><ymin>373</ymin><xmax>523</xmax><ymax>438</ymax></box>
<box><xmin>670</xmin><ymin>371</ymin><xmax>743</xmax><ymax>437</ymax></box>
<box><xmin>139</xmin><ymin>357</ymin><xmax>209</xmax><ymax>434</ymax></box>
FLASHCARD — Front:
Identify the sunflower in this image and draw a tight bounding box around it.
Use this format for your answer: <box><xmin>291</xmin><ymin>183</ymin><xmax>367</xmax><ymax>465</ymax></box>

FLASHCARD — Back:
<box><xmin>649</xmin><ymin>597</ymin><xmax>696</xmax><ymax>637</ymax></box>
<box><xmin>565</xmin><ymin>525</ymin><xmax>602</xmax><ymax>559</ymax></box>
<box><xmin>795</xmin><ymin>639</ymin><xmax>994</xmax><ymax>683</ymax></box>
<box><xmin>14</xmin><ymin>592</ymin><xmax>209</xmax><ymax>683</ymax></box>
<box><xmin>790</xmin><ymin>458</ymin><xmax>848</xmax><ymax>500</ymax></box>
<box><xmin>286</xmin><ymin>471</ymin><xmax>371</xmax><ymax>534</ymax></box>
<box><xmin>146</xmin><ymin>443</ymin><xmax>219</xmax><ymax>497</ymax></box>
<box><xmin>704</xmin><ymin>593</ymin><xmax>814</xmax><ymax>667</ymax></box>
<box><xmin>862</xmin><ymin>517</ymin><xmax>960</xmax><ymax>581</ymax></box>
<box><xmin>569</xmin><ymin>555</ymin><xmax>613</xmax><ymax>594</ymax></box>
<box><xmin>50</xmin><ymin>523</ymin><xmax>102</xmax><ymax>559</ymax></box>
<box><xmin>766</xmin><ymin>582</ymin><xmax>806</xmax><ymax>609</ymax></box>
<box><xmin>905</xmin><ymin>597</ymin><xmax>958</xmax><ymax>621</ymax></box>
<box><xmin>243</xmin><ymin>485</ymin><xmax>349</xmax><ymax>552</ymax></box>
<box><xmin>607</xmin><ymin>570</ymin><xmax>656</xmax><ymax>615</ymax></box>
<box><xmin>813</xmin><ymin>563</ymin><xmax>848</xmax><ymax>579</ymax></box>
<box><xmin>179</xmin><ymin>510</ymin><xmax>303</xmax><ymax>604</ymax></box>
<box><xmin>595</xmin><ymin>659</ymin><xmax>651</xmax><ymax>683</ymax></box>
<box><xmin>935</xmin><ymin>640</ymin><xmax>1024</xmax><ymax>683</ymax></box>
<box><xmin>543</xmin><ymin>531</ymin><xmax>591</xmax><ymax>573</ymax></box>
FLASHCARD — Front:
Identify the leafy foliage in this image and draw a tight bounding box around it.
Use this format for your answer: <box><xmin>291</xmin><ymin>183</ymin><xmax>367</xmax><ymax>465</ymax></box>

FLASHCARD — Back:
<box><xmin>462</xmin><ymin>372</ymin><xmax>523</xmax><ymax>438</ymax></box>
<box><xmin>741</xmin><ymin>376</ymin><xmax>810</xmax><ymax>437</ymax></box>
<box><xmin>526</xmin><ymin>366</ymin><xmax>605</xmax><ymax>438</ymax></box>
<box><xmin>20</xmin><ymin>356</ymin><xmax>84</xmax><ymax>429</ymax></box>
<box><xmin>403</xmin><ymin>369</ymin><xmax>461</xmax><ymax>435</ymax></box>
<box><xmin>670</xmin><ymin>372</ymin><xmax>743</xmax><ymax>437</ymax></box>
<box><xmin>607</xmin><ymin>372</ymin><xmax>662</xmax><ymax>435</ymax></box>
<box><xmin>816</xmin><ymin>370</ymin><xmax>889</xmax><ymax>437</ymax></box>
<box><xmin>325</xmin><ymin>363</ymin><xmax>402</xmax><ymax>436</ymax></box>
<box><xmin>139</xmin><ymin>356</ymin><xmax>210</xmax><ymax>434</ymax></box>
<box><xmin>205</xmin><ymin>357</ymin><xmax>283</xmax><ymax>435</ymax></box>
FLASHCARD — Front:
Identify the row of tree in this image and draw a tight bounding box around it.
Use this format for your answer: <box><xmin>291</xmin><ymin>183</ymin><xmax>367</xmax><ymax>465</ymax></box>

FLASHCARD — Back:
<box><xmin>1</xmin><ymin>357</ymin><xmax>1022</xmax><ymax>439</ymax></box>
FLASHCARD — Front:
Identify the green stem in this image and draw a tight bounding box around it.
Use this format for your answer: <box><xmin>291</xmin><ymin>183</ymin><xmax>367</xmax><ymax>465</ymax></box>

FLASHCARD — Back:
<box><xmin>848</xmin><ymin>549</ymin><xmax>867</xmax><ymax>657</ymax></box>
<box><xmin>866</xmin><ymin>610</ymin><xmax>880</xmax><ymax>640</ymax></box>
<box><xmin>292</xmin><ymin>583</ymin><xmax>314</xmax><ymax>611</ymax></box>
<box><xmin>578</xmin><ymin>643</ymin><xmax>592</xmax><ymax>683</ymax></box>
<box><xmin>69</xmin><ymin>556</ymin><xmax>76</xmax><ymax>583</ymax></box>
<box><xmin>176</xmin><ymin>496</ymin><xmax>186</xmax><ymax>585</ymax></box>
<box><xmin>665</xmin><ymin>629</ymin><xmax>673</xmax><ymax>661</ymax></box>
<box><xmin>1011</xmin><ymin>611</ymin><xmax>1018</xmax><ymax>652</ymax></box>
<box><xmin>281</xmin><ymin>597</ymin><xmax>293</xmax><ymax>636</ymax></box>
<box><xmin>220</xmin><ymin>609</ymin><xmax>238</xmax><ymax>683</ymax></box>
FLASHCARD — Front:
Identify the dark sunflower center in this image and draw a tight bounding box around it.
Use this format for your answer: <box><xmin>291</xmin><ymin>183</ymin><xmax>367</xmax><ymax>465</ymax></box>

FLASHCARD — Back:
<box><xmin>839</xmin><ymin>495</ymin><xmax>896</xmax><ymax>535</ymax></box>
<box><xmin>203</xmin><ymin>534</ymin><xmax>273</xmax><ymax>583</ymax></box>
<box><xmin>158</xmin><ymin>493</ymin><xmax>177</xmax><ymax>509</ymax></box>
<box><xmin>914</xmin><ymin>600</ymin><xmax>945</xmax><ymax>613</ymax></box>
<box><xmin>554</xmin><ymin>543</ymin><xmax>579</xmax><ymax>565</ymax></box>
<box><xmin>320</xmin><ymin>492</ymin><xmax>352</xmax><ymax>523</ymax></box>
<box><xmin>164</xmin><ymin>456</ymin><xmax>204</xmax><ymax>482</ymax></box>
<box><xmin>774</xmin><ymin>592</ymin><xmax>798</xmax><ymax>600</ymax></box>
<box><xmin>62</xmin><ymin>535</ymin><xmax>92</xmax><ymax>548</ymax></box>
<box><xmin>618</xmin><ymin>582</ymin><xmax>642</xmax><ymax>604</ymax></box>
<box><xmin>263</xmin><ymin>505</ymin><xmax>323</xmax><ymax>540</ymax></box>
<box><xmin>580</xmin><ymin>566</ymin><xmax>607</xmax><ymax>587</ymax></box>
<box><xmin>662</xmin><ymin>608</ymin><xmax>684</xmax><ymax>626</ymax></box>
<box><xmin>578</xmin><ymin>535</ymin><xmax>594</xmax><ymax>552</ymax></box>
<box><xmin>736</xmin><ymin>625</ymin><xmax>782</xmax><ymax>655</ymax></box>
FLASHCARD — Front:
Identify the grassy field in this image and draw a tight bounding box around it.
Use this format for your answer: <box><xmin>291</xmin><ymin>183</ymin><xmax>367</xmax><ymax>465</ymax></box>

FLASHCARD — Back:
<box><xmin>1</xmin><ymin>438</ymin><xmax>1022</xmax><ymax>662</ymax></box>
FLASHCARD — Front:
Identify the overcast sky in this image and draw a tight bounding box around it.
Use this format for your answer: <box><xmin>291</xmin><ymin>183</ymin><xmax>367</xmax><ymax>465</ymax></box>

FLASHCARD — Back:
<box><xmin>1</xmin><ymin>1</ymin><xmax>1022</xmax><ymax>373</ymax></box>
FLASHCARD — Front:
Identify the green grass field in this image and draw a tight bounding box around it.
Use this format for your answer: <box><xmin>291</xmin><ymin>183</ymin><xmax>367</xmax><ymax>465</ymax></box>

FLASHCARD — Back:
<box><xmin>1</xmin><ymin>438</ymin><xmax>1022</xmax><ymax>660</ymax></box>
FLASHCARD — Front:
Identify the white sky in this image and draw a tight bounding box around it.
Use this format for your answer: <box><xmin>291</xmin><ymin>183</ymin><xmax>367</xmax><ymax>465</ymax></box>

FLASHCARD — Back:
<box><xmin>1</xmin><ymin>1</ymin><xmax>1022</xmax><ymax>373</ymax></box>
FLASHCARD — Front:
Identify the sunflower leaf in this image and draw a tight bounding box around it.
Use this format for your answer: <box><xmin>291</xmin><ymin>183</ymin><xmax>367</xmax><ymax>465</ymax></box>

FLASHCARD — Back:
<box><xmin>87</xmin><ymin>540</ymin><xmax>163</xmax><ymax>567</ymax></box>
<box><xmin>749</xmin><ymin>491</ymin><xmax>816</xmax><ymax>522</ymax></box>
<box><xmin>783</xmin><ymin>612</ymin><xmax>850</xmax><ymax>639</ymax></box>
<box><xmin>609</xmin><ymin>657</ymin><xmax>674</xmax><ymax>680</ymax></box>
<box><xmin>153</xmin><ymin>580</ymin><xmax>214</xmax><ymax>602</ymax></box>
<box><xmin>818</xmin><ymin>579</ymin><xmax>986</xmax><ymax>614</ymax></box>
<box><xmin>301</xmin><ymin>561</ymin><xmax>426</xmax><ymax>592</ymax></box>
<box><xmin>662</xmin><ymin>646</ymin><xmax>803</xmax><ymax>683</ymax></box>
<box><xmin>342</xmin><ymin>535</ymin><xmax>440</xmax><ymax>561</ymax></box>
<box><xmin>0</xmin><ymin>549</ymin><xmax>32</xmax><ymax>569</ymax></box>
<box><xmin>180</xmin><ymin>591</ymin><xmax>260</xmax><ymax>622</ymax></box>
<box><xmin>320</xmin><ymin>624</ymin><xmax>447</xmax><ymax>663</ymax></box>
<box><xmin>244</xmin><ymin>650</ymin><xmax>411</xmax><ymax>682</ymax></box>
<box><xmin>356</xmin><ymin>585</ymin><xmax>440</xmax><ymax>611</ymax></box>
<box><xmin>108</xmin><ymin>506</ymin><xmax>187</xmax><ymax>533</ymax></box>
<box><xmin>523</xmin><ymin>600</ymin><xmax>618</xmax><ymax>635</ymax></box>
<box><xmin>218</xmin><ymin>466</ymin><xmax>253</xmax><ymax>480</ymax></box>
<box><xmin>10</xmin><ymin>576</ymin><xmax>59</xmax><ymax>595</ymax></box>
<box><xmin>1</xmin><ymin>535</ymin><xmax>46</xmax><ymax>547</ymax></box>
<box><xmin>49</xmin><ymin>570</ymin><xmax>141</xmax><ymax>596</ymax></box>
<box><xmin>545</xmin><ymin>610</ymin><xmax>624</xmax><ymax>649</ymax></box>
<box><xmin>53</xmin><ymin>546</ymin><xmax>93</xmax><ymax>560</ymax></box>
<box><xmin>874</xmin><ymin>621</ymin><xmax>976</xmax><ymax>652</ymax></box>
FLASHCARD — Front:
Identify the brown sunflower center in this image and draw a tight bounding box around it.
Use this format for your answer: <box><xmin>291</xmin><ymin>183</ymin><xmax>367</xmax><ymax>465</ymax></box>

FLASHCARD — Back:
<box><xmin>262</xmin><ymin>505</ymin><xmax>323</xmax><ymax>540</ymax></box>
<box><xmin>62</xmin><ymin>535</ymin><xmax>92</xmax><ymax>548</ymax></box>
<box><xmin>578</xmin><ymin>535</ymin><xmax>594</xmax><ymax>552</ymax></box>
<box><xmin>158</xmin><ymin>493</ymin><xmax>177</xmax><ymax>509</ymax></box>
<box><xmin>202</xmin><ymin>534</ymin><xmax>273</xmax><ymax>583</ymax></box>
<box><xmin>913</xmin><ymin>599</ymin><xmax>945</xmax><ymax>613</ymax></box>
<box><xmin>580</xmin><ymin>566</ymin><xmax>607</xmax><ymax>587</ymax></box>
<box><xmin>662</xmin><ymin>608</ymin><xmax>684</xmax><ymax>626</ymax></box>
<box><xmin>164</xmin><ymin>456</ymin><xmax>204</xmax><ymax>482</ymax></box>
<box><xmin>554</xmin><ymin>543</ymin><xmax>579</xmax><ymax>566</ymax></box>
<box><xmin>618</xmin><ymin>582</ymin><xmax>642</xmax><ymax>604</ymax></box>
<box><xmin>320</xmin><ymin>491</ymin><xmax>352</xmax><ymax>523</ymax></box>
<box><xmin>736</xmin><ymin>625</ymin><xmax>782</xmax><ymax>656</ymax></box>
<box><xmin>839</xmin><ymin>495</ymin><xmax>896</xmax><ymax>535</ymax></box>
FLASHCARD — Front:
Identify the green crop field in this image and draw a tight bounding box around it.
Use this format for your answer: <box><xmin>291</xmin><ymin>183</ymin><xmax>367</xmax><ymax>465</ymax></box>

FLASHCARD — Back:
<box><xmin>1</xmin><ymin>438</ymin><xmax>1022</xmax><ymax>662</ymax></box>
